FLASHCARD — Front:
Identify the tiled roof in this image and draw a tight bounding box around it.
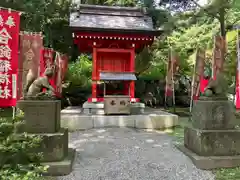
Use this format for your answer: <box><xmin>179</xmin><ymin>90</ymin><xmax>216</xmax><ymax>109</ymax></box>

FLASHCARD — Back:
<box><xmin>70</xmin><ymin>4</ymin><xmax>157</xmax><ymax>32</ymax></box>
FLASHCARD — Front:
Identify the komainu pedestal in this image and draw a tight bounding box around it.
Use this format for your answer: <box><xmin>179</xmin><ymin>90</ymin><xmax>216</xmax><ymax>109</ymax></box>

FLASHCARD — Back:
<box><xmin>17</xmin><ymin>100</ymin><xmax>75</xmax><ymax>176</ymax></box>
<box><xmin>176</xmin><ymin>100</ymin><xmax>240</xmax><ymax>170</ymax></box>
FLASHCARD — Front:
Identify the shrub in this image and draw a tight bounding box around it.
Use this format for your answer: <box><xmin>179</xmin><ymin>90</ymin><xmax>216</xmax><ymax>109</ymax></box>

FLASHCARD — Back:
<box><xmin>66</xmin><ymin>54</ymin><xmax>92</xmax><ymax>88</ymax></box>
<box><xmin>62</xmin><ymin>54</ymin><xmax>92</xmax><ymax>106</ymax></box>
<box><xmin>0</xmin><ymin>115</ymin><xmax>47</xmax><ymax>180</ymax></box>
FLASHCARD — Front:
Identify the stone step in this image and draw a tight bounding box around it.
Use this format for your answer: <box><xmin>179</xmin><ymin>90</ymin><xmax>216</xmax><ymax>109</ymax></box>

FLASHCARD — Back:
<box><xmin>61</xmin><ymin>110</ymin><xmax>178</xmax><ymax>131</ymax></box>
<box><xmin>184</xmin><ymin>126</ymin><xmax>240</xmax><ymax>156</ymax></box>
<box><xmin>176</xmin><ymin>144</ymin><xmax>240</xmax><ymax>170</ymax></box>
<box><xmin>14</xmin><ymin>127</ymin><xmax>69</xmax><ymax>162</ymax></box>
<box><xmin>38</xmin><ymin>128</ymin><xmax>69</xmax><ymax>162</ymax></box>
<box><xmin>42</xmin><ymin>148</ymin><xmax>75</xmax><ymax>176</ymax></box>
<box><xmin>81</xmin><ymin>101</ymin><xmax>145</xmax><ymax>115</ymax></box>
<box><xmin>83</xmin><ymin>108</ymin><xmax>105</xmax><ymax>115</ymax></box>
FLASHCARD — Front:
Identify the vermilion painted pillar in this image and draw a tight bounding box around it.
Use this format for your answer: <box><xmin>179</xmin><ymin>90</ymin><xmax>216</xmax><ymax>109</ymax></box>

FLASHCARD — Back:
<box><xmin>123</xmin><ymin>81</ymin><xmax>129</xmax><ymax>95</ymax></box>
<box><xmin>130</xmin><ymin>45</ymin><xmax>135</xmax><ymax>99</ymax></box>
<box><xmin>92</xmin><ymin>46</ymin><xmax>97</xmax><ymax>101</ymax></box>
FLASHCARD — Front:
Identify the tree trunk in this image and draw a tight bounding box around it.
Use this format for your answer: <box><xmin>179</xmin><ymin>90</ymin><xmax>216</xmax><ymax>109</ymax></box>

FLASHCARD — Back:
<box><xmin>219</xmin><ymin>7</ymin><xmax>226</xmax><ymax>37</ymax></box>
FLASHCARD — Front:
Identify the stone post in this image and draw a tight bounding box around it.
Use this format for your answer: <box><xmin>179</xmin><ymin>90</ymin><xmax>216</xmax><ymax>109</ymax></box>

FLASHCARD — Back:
<box><xmin>177</xmin><ymin>99</ymin><xmax>240</xmax><ymax>169</ymax></box>
<box><xmin>17</xmin><ymin>100</ymin><xmax>75</xmax><ymax>176</ymax></box>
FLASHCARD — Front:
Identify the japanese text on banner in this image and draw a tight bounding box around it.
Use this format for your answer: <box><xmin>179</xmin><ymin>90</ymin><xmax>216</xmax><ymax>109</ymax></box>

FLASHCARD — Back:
<box><xmin>0</xmin><ymin>10</ymin><xmax>20</xmax><ymax>107</ymax></box>
<box><xmin>18</xmin><ymin>33</ymin><xmax>43</xmax><ymax>99</ymax></box>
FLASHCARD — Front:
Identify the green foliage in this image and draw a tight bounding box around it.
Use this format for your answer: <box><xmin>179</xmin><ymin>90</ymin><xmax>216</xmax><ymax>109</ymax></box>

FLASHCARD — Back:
<box><xmin>0</xmin><ymin>116</ymin><xmax>46</xmax><ymax>180</ymax></box>
<box><xmin>214</xmin><ymin>167</ymin><xmax>240</xmax><ymax>180</ymax></box>
<box><xmin>135</xmin><ymin>47</ymin><xmax>154</xmax><ymax>76</ymax></box>
<box><xmin>167</xmin><ymin>22</ymin><xmax>218</xmax><ymax>64</ymax></box>
<box><xmin>66</xmin><ymin>54</ymin><xmax>92</xmax><ymax>88</ymax></box>
<box><xmin>0</xmin><ymin>0</ymin><xmax>72</xmax><ymax>54</ymax></box>
<box><xmin>1</xmin><ymin>0</ymin><xmax>239</xmax><ymax>87</ymax></box>
<box><xmin>146</xmin><ymin>1</ymin><xmax>240</xmax><ymax>82</ymax></box>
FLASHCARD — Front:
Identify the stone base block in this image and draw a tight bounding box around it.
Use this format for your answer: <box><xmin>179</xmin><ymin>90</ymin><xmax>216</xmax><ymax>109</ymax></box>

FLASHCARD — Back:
<box><xmin>184</xmin><ymin>127</ymin><xmax>240</xmax><ymax>156</ymax></box>
<box><xmin>93</xmin><ymin>115</ymin><xmax>135</xmax><ymax>128</ymax></box>
<box><xmin>83</xmin><ymin>102</ymin><xmax>104</xmax><ymax>109</ymax></box>
<box><xmin>192</xmin><ymin>100</ymin><xmax>237</xmax><ymax>130</ymax></box>
<box><xmin>42</xmin><ymin>148</ymin><xmax>75</xmax><ymax>176</ymax></box>
<box><xmin>17</xmin><ymin>100</ymin><xmax>61</xmax><ymax>133</ymax></box>
<box><xmin>61</xmin><ymin>106</ymin><xmax>93</xmax><ymax>131</ymax></box>
<box><xmin>82</xmin><ymin>102</ymin><xmax>145</xmax><ymax>115</ymax></box>
<box><xmin>61</xmin><ymin>106</ymin><xmax>82</xmax><ymax>114</ymax></box>
<box><xmin>82</xmin><ymin>102</ymin><xmax>104</xmax><ymax>115</ymax></box>
<box><xmin>176</xmin><ymin>144</ymin><xmax>240</xmax><ymax>170</ymax></box>
<box><xmin>135</xmin><ymin>112</ymin><xmax>178</xmax><ymax>129</ymax></box>
<box><xmin>61</xmin><ymin>114</ymin><xmax>93</xmax><ymax>131</ymax></box>
<box><xmin>37</xmin><ymin>128</ymin><xmax>68</xmax><ymax>162</ymax></box>
<box><xmin>130</xmin><ymin>103</ymin><xmax>145</xmax><ymax>114</ymax></box>
<box><xmin>61</xmin><ymin>106</ymin><xmax>178</xmax><ymax>130</ymax></box>
<box><xmin>13</xmin><ymin>125</ymin><xmax>69</xmax><ymax>162</ymax></box>
<box><xmin>83</xmin><ymin>108</ymin><xmax>105</xmax><ymax>115</ymax></box>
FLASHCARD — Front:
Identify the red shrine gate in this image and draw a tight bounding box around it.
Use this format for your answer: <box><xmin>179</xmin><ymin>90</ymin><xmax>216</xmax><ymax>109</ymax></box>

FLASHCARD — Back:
<box><xmin>70</xmin><ymin>5</ymin><xmax>161</xmax><ymax>104</ymax></box>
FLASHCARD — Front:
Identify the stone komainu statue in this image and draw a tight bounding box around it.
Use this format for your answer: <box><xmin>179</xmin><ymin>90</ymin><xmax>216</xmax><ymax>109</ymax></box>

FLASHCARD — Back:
<box><xmin>23</xmin><ymin>67</ymin><xmax>56</xmax><ymax>100</ymax></box>
<box><xmin>202</xmin><ymin>72</ymin><xmax>228</xmax><ymax>98</ymax></box>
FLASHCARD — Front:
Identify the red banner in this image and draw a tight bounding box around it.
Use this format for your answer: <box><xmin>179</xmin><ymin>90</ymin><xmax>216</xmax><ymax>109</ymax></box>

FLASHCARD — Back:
<box><xmin>40</xmin><ymin>49</ymin><xmax>68</xmax><ymax>97</ymax></box>
<box><xmin>0</xmin><ymin>9</ymin><xmax>20</xmax><ymax>107</ymax></box>
<box><xmin>53</xmin><ymin>52</ymin><xmax>62</xmax><ymax>97</ymax></box>
<box><xmin>212</xmin><ymin>36</ymin><xmax>226</xmax><ymax>80</ymax></box>
<box><xmin>40</xmin><ymin>48</ymin><xmax>54</xmax><ymax>87</ymax></box>
<box><xmin>200</xmin><ymin>78</ymin><xmax>209</xmax><ymax>93</ymax></box>
<box><xmin>191</xmin><ymin>49</ymin><xmax>205</xmax><ymax>100</ymax></box>
<box><xmin>40</xmin><ymin>48</ymin><xmax>54</xmax><ymax>75</ymax></box>
<box><xmin>18</xmin><ymin>32</ymin><xmax>43</xmax><ymax>100</ymax></box>
<box><xmin>60</xmin><ymin>54</ymin><xmax>68</xmax><ymax>81</ymax></box>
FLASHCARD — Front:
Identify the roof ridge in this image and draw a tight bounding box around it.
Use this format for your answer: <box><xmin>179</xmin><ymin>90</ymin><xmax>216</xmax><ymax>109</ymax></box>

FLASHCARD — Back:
<box><xmin>78</xmin><ymin>4</ymin><xmax>143</xmax><ymax>12</ymax></box>
<box><xmin>78</xmin><ymin>11</ymin><xmax>144</xmax><ymax>17</ymax></box>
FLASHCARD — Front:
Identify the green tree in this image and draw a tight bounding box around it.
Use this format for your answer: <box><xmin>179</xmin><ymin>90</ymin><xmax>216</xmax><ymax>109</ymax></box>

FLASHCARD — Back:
<box><xmin>0</xmin><ymin>0</ymin><xmax>72</xmax><ymax>54</ymax></box>
<box><xmin>160</xmin><ymin>0</ymin><xmax>240</xmax><ymax>37</ymax></box>
<box><xmin>0</xmin><ymin>116</ymin><xmax>47</xmax><ymax>180</ymax></box>
<box><xmin>152</xmin><ymin>0</ymin><xmax>240</xmax><ymax>82</ymax></box>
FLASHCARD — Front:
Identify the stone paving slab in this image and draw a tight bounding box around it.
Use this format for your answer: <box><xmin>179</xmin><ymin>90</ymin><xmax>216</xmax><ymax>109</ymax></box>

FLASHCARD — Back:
<box><xmin>57</xmin><ymin>128</ymin><xmax>215</xmax><ymax>180</ymax></box>
<box><xmin>61</xmin><ymin>107</ymin><xmax>178</xmax><ymax>131</ymax></box>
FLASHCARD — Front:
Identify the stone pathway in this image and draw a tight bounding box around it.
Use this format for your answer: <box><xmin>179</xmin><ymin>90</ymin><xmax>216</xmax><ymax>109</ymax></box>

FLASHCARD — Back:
<box><xmin>58</xmin><ymin>128</ymin><xmax>215</xmax><ymax>180</ymax></box>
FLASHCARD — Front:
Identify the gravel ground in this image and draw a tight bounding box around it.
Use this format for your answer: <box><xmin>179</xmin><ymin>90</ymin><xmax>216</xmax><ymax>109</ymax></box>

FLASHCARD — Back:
<box><xmin>58</xmin><ymin>128</ymin><xmax>215</xmax><ymax>180</ymax></box>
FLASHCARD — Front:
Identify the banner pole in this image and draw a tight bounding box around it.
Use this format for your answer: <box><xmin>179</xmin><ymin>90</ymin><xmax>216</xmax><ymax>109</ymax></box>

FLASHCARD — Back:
<box><xmin>171</xmin><ymin>50</ymin><xmax>176</xmax><ymax>113</ymax></box>
<box><xmin>164</xmin><ymin>49</ymin><xmax>170</xmax><ymax>109</ymax></box>
<box><xmin>12</xmin><ymin>106</ymin><xmax>16</xmax><ymax>120</ymax></box>
<box><xmin>236</xmin><ymin>30</ymin><xmax>240</xmax><ymax>109</ymax></box>
<box><xmin>189</xmin><ymin>49</ymin><xmax>197</xmax><ymax>120</ymax></box>
<box><xmin>189</xmin><ymin>79</ymin><xmax>194</xmax><ymax>114</ymax></box>
<box><xmin>212</xmin><ymin>36</ymin><xmax>216</xmax><ymax>79</ymax></box>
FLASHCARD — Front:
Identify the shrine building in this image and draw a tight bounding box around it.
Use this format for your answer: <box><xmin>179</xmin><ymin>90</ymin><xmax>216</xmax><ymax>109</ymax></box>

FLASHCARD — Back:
<box><xmin>70</xmin><ymin>4</ymin><xmax>161</xmax><ymax>114</ymax></box>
